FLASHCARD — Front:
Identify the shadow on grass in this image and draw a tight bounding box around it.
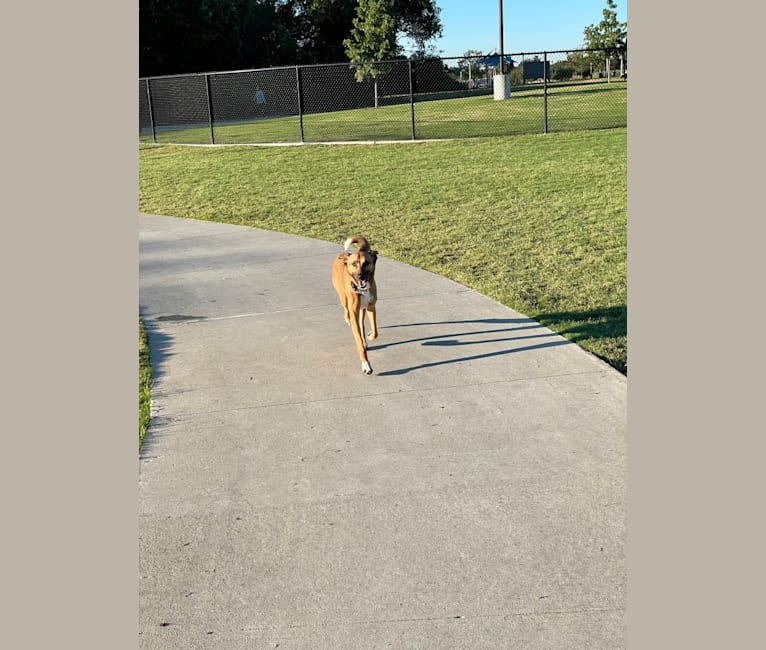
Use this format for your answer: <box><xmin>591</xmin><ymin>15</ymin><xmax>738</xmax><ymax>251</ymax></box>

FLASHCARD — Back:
<box><xmin>532</xmin><ymin>305</ymin><xmax>626</xmax><ymax>375</ymax></box>
<box><xmin>139</xmin><ymin>308</ymin><xmax>176</xmax><ymax>458</ymax></box>
<box><xmin>548</xmin><ymin>84</ymin><xmax>626</xmax><ymax>98</ymax></box>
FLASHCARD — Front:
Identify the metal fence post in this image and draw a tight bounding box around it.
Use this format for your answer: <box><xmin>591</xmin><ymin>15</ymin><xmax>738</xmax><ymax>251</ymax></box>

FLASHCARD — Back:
<box><xmin>408</xmin><ymin>60</ymin><xmax>416</xmax><ymax>141</ymax></box>
<box><xmin>204</xmin><ymin>73</ymin><xmax>215</xmax><ymax>144</ymax></box>
<box><xmin>295</xmin><ymin>66</ymin><xmax>305</xmax><ymax>143</ymax></box>
<box><xmin>145</xmin><ymin>78</ymin><xmax>156</xmax><ymax>144</ymax></box>
<box><xmin>543</xmin><ymin>52</ymin><xmax>548</xmax><ymax>134</ymax></box>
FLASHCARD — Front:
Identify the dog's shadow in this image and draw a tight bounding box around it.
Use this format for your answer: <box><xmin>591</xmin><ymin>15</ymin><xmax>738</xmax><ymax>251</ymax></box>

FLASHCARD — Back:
<box><xmin>367</xmin><ymin>317</ymin><xmax>572</xmax><ymax>376</ymax></box>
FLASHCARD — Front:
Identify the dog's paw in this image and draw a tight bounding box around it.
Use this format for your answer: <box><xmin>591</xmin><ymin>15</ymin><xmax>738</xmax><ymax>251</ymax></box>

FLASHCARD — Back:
<box><xmin>367</xmin><ymin>331</ymin><xmax>378</xmax><ymax>340</ymax></box>
<box><xmin>362</xmin><ymin>361</ymin><xmax>373</xmax><ymax>374</ymax></box>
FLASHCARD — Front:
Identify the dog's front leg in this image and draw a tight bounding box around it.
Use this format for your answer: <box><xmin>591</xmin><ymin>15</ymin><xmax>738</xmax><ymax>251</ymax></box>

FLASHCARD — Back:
<box><xmin>358</xmin><ymin>308</ymin><xmax>367</xmax><ymax>348</ymax></box>
<box><xmin>350</xmin><ymin>306</ymin><xmax>372</xmax><ymax>374</ymax></box>
<box><xmin>366</xmin><ymin>303</ymin><xmax>378</xmax><ymax>341</ymax></box>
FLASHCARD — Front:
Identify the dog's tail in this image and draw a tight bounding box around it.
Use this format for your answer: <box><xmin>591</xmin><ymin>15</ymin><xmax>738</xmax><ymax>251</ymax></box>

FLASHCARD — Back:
<box><xmin>344</xmin><ymin>236</ymin><xmax>371</xmax><ymax>253</ymax></box>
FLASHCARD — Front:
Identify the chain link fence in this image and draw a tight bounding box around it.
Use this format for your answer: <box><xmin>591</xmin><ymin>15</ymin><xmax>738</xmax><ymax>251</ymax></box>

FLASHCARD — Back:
<box><xmin>139</xmin><ymin>49</ymin><xmax>626</xmax><ymax>145</ymax></box>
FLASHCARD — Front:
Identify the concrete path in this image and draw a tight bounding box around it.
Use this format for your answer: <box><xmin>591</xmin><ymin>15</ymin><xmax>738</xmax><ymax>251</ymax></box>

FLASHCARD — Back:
<box><xmin>139</xmin><ymin>214</ymin><xmax>626</xmax><ymax>649</ymax></box>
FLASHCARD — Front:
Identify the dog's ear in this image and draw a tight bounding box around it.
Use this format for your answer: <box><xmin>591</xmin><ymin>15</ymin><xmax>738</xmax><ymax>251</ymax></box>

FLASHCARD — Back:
<box><xmin>370</xmin><ymin>250</ymin><xmax>378</xmax><ymax>262</ymax></box>
<box><xmin>338</xmin><ymin>252</ymin><xmax>350</xmax><ymax>265</ymax></box>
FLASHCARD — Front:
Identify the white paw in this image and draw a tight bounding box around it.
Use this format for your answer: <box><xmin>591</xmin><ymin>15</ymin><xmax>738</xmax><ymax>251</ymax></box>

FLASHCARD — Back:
<box><xmin>362</xmin><ymin>361</ymin><xmax>372</xmax><ymax>375</ymax></box>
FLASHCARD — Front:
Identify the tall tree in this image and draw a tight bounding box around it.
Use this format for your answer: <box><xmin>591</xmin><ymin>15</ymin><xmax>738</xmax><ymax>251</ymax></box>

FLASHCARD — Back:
<box><xmin>343</xmin><ymin>0</ymin><xmax>396</xmax><ymax>106</ymax></box>
<box><xmin>566</xmin><ymin>51</ymin><xmax>593</xmax><ymax>79</ymax></box>
<box><xmin>140</xmin><ymin>0</ymin><xmax>299</xmax><ymax>77</ymax></box>
<box><xmin>140</xmin><ymin>0</ymin><xmax>444</xmax><ymax>77</ymax></box>
<box><xmin>292</xmin><ymin>0</ymin><xmax>361</xmax><ymax>64</ymax></box>
<box><xmin>582</xmin><ymin>0</ymin><xmax>627</xmax><ymax>80</ymax></box>
<box><xmin>295</xmin><ymin>0</ymin><xmax>442</xmax><ymax>63</ymax></box>
<box><xmin>391</xmin><ymin>0</ymin><xmax>442</xmax><ymax>57</ymax></box>
<box><xmin>457</xmin><ymin>49</ymin><xmax>485</xmax><ymax>83</ymax></box>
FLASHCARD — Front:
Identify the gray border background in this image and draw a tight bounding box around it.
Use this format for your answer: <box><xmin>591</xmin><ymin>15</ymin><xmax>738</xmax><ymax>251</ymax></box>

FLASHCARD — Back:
<box><xmin>4</xmin><ymin>2</ymin><xmax>137</xmax><ymax>648</ymax></box>
<box><xmin>627</xmin><ymin>1</ymin><xmax>764</xmax><ymax>648</ymax></box>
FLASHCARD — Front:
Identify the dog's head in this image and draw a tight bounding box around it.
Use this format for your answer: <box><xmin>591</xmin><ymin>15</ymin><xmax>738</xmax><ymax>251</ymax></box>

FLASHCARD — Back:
<box><xmin>342</xmin><ymin>248</ymin><xmax>378</xmax><ymax>293</ymax></box>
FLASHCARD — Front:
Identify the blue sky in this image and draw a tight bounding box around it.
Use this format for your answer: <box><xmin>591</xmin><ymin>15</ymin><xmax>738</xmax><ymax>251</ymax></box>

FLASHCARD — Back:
<box><xmin>400</xmin><ymin>0</ymin><xmax>628</xmax><ymax>58</ymax></box>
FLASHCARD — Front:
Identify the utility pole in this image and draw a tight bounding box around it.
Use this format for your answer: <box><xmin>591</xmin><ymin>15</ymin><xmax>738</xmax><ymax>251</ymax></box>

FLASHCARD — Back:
<box><xmin>499</xmin><ymin>0</ymin><xmax>505</xmax><ymax>74</ymax></box>
<box><xmin>494</xmin><ymin>0</ymin><xmax>510</xmax><ymax>99</ymax></box>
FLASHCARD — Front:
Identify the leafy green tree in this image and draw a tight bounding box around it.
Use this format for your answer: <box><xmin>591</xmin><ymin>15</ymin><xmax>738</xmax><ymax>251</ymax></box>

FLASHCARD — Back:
<box><xmin>551</xmin><ymin>60</ymin><xmax>575</xmax><ymax>81</ymax></box>
<box><xmin>392</xmin><ymin>0</ymin><xmax>442</xmax><ymax>57</ymax></box>
<box><xmin>140</xmin><ymin>0</ymin><xmax>299</xmax><ymax>76</ymax></box>
<box><xmin>140</xmin><ymin>0</ymin><xmax>444</xmax><ymax>77</ymax></box>
<box><xmin>295</xmin><ymin>0</ymin><xmax>441</xmax><ymax>63</ymax></box>
<box><xmin>582</xmin><ymin>0</ymin><xmax>627</xmax><ymax>80</ymax></box>
<box><xmin>291</xmin><ymin>0</ymin><xmax>362</xmax><ymax>64</ymax></box>
<box><xmin>566</xmin><ymin>51</ymin><xmax>593</xmax><ymax>79</ymax></box>
<box><xmin>343</xmin><ymin>0</ymin><xmax>396</xmax><ymax>106</ymax></box>
<box><xmin>457</xmin><ymin>49</ymin><xmax>484</xmax><ymax>83</ymax></box>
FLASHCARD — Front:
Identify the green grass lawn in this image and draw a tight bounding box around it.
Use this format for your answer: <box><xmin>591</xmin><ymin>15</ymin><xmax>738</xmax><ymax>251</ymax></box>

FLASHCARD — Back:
<box><xmin>140</xmin><ymin>81</ymin><xmax>626</xmax><ymax>145</ymax></box>
<box><xmin>139</xmin><ymin>127</ymin><xmax>626</xmax><ymax>373</ymax></box>
<box><xmin>139</xmin><ymin>317</ymin><xmax>151</xmax><ymax>449</ymax></box>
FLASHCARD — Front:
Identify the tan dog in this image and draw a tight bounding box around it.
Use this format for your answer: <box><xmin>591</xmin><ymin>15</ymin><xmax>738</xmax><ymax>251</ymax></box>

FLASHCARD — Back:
<box><xmin>332</xmin><ymin>236</ymin><xmax>379</xmax><ymax>374</ymax></box>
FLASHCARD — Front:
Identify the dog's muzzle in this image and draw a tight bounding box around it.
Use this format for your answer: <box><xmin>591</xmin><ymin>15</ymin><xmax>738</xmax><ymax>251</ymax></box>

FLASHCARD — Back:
<box><xmin>351</xmin><ymin>279</ymin><xmax>368</xmax><ymax>293</ymax></box>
